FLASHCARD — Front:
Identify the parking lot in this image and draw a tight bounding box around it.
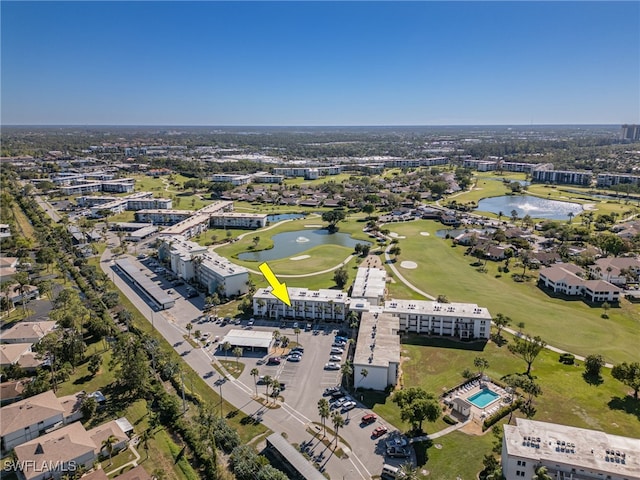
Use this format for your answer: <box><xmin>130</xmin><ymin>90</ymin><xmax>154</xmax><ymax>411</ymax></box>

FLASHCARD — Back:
<box><xmin>113</xmin><ymin>254</ymin><xmax>414</xmax><ymax>477</ymax></box>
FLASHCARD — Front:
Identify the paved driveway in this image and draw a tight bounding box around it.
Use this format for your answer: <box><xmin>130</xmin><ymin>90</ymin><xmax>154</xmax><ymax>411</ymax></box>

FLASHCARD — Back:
<box><xmin>102</xmin><ymin>251</ymin><xmax>404</xmax><ymax>479</ymax></box>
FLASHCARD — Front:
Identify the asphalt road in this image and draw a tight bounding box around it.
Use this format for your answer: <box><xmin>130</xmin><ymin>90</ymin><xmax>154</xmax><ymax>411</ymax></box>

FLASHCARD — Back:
<box><xmin>99</xmin><ymin>247</ymin><xmax>399</xmax><ymax>479</ymax></box>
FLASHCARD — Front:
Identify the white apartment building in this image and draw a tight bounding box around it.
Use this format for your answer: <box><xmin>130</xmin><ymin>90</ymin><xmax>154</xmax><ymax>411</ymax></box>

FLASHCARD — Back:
<box><xmin>353</xmin><ymin>311</ymin><xmax>400</xmax><ymax>391</ymax></box>
<box><xmin>538</xmin><ymin>264</ymin><xmax>622</xmax><ymax>303</ymax></box>
<box><xmin>158</xmin><ymin>235</ymin><xmax>248</xmax><ymax>297</ymax></box>
<box><xmin>502</xmin><ymin>418</ymin><xmax>640</xmax><ymax>480</ymax></box>
<box><xmin>597</xmin><ymin>173</ymin><xmax>640</xmax><ymax>188</ymax></box>
<box><xmin>350</xmin><ymin>267</ymin><xmax>387</xmax><ymax>306</ymax></box>
<box><xmin>252</xmin><ymin>172</ymin><xmax>285</xmax><ymax>183</ymax></box>
<box><xmin>158</xmin><ymin>235</ymin><xmax>208</xmax><ymax>281</ymax></box>
<box><xmin>197</xmin><ymin>252</ymin><xmax>249</xmax><ymax>297</ymax></box>
<box><xmin>135</xmin><ymin>209</ymin><xmax>194</xmax><ymax>225</ymax></box>
<box><xmin>532</xmin><ymin>169</ymin><xmax>593</xmax><ymax>186</ymax></box>
<box><xmin>253</xmin><ymin>287</ymin><xmax>349</xmax><ymax>322</ymax></box>
<box><xmin>210</xmin><ymin>174</ymin><xmax>253</xmax><ymax>186</ymax></box>
<box><xmin>209</xmin><ymin>212</ymin><xmax>268</xmax><ymax>229</ymax></box>
<box><xmin>383</xmin><ymin>299</ymin><xmax>492</xmax><ymax>340</ymax></box>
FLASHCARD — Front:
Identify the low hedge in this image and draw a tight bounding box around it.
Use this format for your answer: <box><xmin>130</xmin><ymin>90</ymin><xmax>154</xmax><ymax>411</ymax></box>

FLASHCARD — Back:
<box><xmin>482</xmin><ymin>400</ymin><xmax>523</xmax><ymax>431</ymax></box>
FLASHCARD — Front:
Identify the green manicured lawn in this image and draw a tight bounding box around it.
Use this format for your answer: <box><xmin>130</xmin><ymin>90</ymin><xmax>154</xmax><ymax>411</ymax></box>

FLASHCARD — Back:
<box><xmin>363</xmin><ymin>334</ymin><xmax>640</xmax><ymax>479</ymax></box>
<box><xmin>214</xmin><ymin>215</ymin><xmax>370</xmax><ymax>276</ymax></box>
<box><xmin>385</xmin><ymin>219</ymin><xmax>639</xmax><ymax>364</ymax></box>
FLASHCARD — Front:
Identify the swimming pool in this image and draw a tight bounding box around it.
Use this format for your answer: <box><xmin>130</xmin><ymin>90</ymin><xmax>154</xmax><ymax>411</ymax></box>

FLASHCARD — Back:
<box><xmin>467</xmin><ymin>388</ymin><xmax>500</xmax><ymax>408</ymax></box>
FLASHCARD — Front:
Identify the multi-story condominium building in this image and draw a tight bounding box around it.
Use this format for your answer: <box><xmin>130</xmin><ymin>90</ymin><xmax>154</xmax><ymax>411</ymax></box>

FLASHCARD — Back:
<box><xmin>350</xmin><ymin>267</ymin><xmax>387</xmax><ymax>306</ymax></box>
<box><xmin>209</xmin><ymin>212</ymin><xmax>268</xmax><ymax>229</ymax></box>
<box><xmin>76</xmin><ymin>196</ymin><xmax>117</xmax><ymax>207</ymax></box>
<box><xmin>158</xmin><ymin>235</ymin><xmax>248</xmax><ymax>297</ymax></box>
<box><xmin>383</xmin><ymin>299</ymin><xmax>492</xmax><ymax>340</ymax></box>
<box><xmin>158</xmin><ymin>235</ymin><xmax>208</xmax><ymax>281</ymax></box>
<box><xmin>197</xmin><ymin>252</ymin><xmax>249</xmax><ymax>297</ymax></box>
<box><xmin>502</xmin><ymin>418</ymin><xmax>640</xmax><ymax>480</ymax></box>
<box><xmin>273</xmin><ymin>165</ymin><xmax>343</xmax><ymax>179</ymax></box>
<box><xmin>60</xmin><ymin>182</ymin><xmax>103</xmax><ymax>195</ymax></box>
<box><xmin>253</xmin><ymin>287</ymin><xmax>349</xmax><ymax>322</ymax></box>
<box><xmin>463</xmin><ymin>159</ymin><xmax>498</xmax><ymax>171</ymax></box>
<box><xmin>210</xmin><ymin>174</ymin><xmax>253</xmax><ymax>186</ymax></box>
<box><xmin>101</xmin><ymin>179</ymin><xmax>135</xmax><ymax>193</ymax></box>
<box><xmin>135</xmin><ymin>209</ymin><xmax>194</xmax><ymax>225</ymax></box>
<box><xmin>596</xmin><ymin>173</ymin><xmax>640</xmax><ymax>188</ymax></box>
<box><xmin>538</xmin><ymin>263</ymin><xmax>622</xmax><ymax>302</ymax></box>
<box><xmin>252</xmin><ymin>172</ymin><xmax>285</xmax><ymax>183</ymax></box>
<box><xmin>87</xmin><ymin>192</ymin><xmax>172</xmax><ymax>217</ymax></box>
<box><xmin>621</xmin><ymin>124</ymin><xmax>640</xmax><ymax>141</ymax></box>
<box><xmin>353</xmin><ymin>311</ymin><xmax>400</xmax><ymax>391</ymax></box>
<box><xmin>532</xmin><ymin>169</ymin><xmax>593</xmax><ymax>186</ymax></box>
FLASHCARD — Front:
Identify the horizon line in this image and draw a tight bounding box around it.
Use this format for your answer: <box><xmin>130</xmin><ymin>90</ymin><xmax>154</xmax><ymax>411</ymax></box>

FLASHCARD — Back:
<box><xmin>1</xmin><ymin>123</ymin><xmax>629</xmax><ymax>128</ymax></box>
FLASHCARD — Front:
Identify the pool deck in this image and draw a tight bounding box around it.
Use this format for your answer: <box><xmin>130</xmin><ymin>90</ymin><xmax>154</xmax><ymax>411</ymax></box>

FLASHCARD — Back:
<box><xmin>443</xmin><ymin>379</ymin><xmax>513</xmax><ymax>423</ymax></box>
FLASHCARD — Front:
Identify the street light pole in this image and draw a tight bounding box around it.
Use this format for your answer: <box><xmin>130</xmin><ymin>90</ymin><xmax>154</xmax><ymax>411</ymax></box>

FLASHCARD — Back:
<box><xmin>218</xmin><ymin>377</ymin><xmax>224</xmax><ymax>419</ymax></box>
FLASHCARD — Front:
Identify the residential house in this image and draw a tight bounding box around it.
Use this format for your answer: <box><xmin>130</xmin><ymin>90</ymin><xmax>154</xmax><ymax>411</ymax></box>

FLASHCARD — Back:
<box><xmin>0</xmin><ymin>390</ymin><xmax>65</xmax><ymax>452</ymax></box>
<box><xmin>0</xmin><ymin>321</ymin><xmax>57</xmax><ymax>344</ymax></box>
<box><xmin>538</xmin><ymin>263</ymin><xmax>621</xmax><ymax>302</ymax></box>
<box><xmin>13</xmin><ymin>422</ymin><xmax>97</xmax><ymax>480</ymax></box>
<box><xmin>0</xmin><ymin>257</ymin><xmax>19</xmax><ymax>282</ymax></box>
<box><xmin>0</xmin><ymin>343</ymin><xmax>33</xmax><ymax>369</ymax></box>
<box><xmin>87</xmin><ymin>419</ymin><xmax>129</xmax><ymax>457</ymax></box>
<box><xmin>110</xmin><ymin>466</ymin><xmax>152</xmax><ymax>480</ymax></box>
<box><xmin>589</xmin><ymin>257</ymin><xmax>640</xmax><ymax>286</ymax></box>
<box><xmin>0</xmin><ymin>379</ymin><xmax>27</xmax><ymax>406</ymax></box>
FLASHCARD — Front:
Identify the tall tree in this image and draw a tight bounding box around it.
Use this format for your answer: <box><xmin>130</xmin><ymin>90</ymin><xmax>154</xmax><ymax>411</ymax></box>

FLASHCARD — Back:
<box><xmin>250</xmin><ymin>368</ymin><xmax>260</xmax><ymax>397</ymax></box>
<box><xmin>331</xmin><ymin>411</ymin><xmax>345</xmax><ymax>447</ymax></box>
<box><xmin>392</xmin><ymin>387</ymin><xmax>441</xmax><ymax>432</ymax></box>
<box><xmin>611</xmin><ymin>362</ymin><xmax>640</xmax><ymax>399</ymax></box>
<box><xmin>318</xmin><ymin>398</ymin><xmax>330</xmax><ymax>438</ymax></box>
<box><xmin>233</xmin><ymin>347</ymin><xmax>243</xmax><ymax>365</ymax></box>
<box><xmin>508</xmin><ymin>335</ymin><xmax>547</xmax><ymax>376</ymax></box>
<box><xmin>493</xmin><ymin>313</ymin><xmax>511</xmax><ymax>339</ymax></box>
<box><xmin>333</xmin><ymin>267</ymin><xmax>349</xmax><ymax>289</ymax></box>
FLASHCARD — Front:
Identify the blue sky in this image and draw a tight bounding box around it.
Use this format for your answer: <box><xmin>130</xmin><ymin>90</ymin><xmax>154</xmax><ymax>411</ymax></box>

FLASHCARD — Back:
<box><xmin>1</xmin><ymin>1</ymin><xmax>638</xmax><ymax>126</ymax></box>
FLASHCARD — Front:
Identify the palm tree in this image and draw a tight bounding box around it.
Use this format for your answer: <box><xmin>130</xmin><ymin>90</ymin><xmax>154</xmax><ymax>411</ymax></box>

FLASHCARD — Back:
<box><xmin>101</xmin><ymin>435</ymin><xmax>118</xmax><ymax>466</ymax></box>
<box><xmin>399</xmin><ymin>463</ymin><xmax>420</xmax><ymax>480</ymax></box>
<box><xmin>233</xmin><ymin>346</ymin><xmax>243</xmax><ymax>365</ymax></box>
<box><xmin>317</xmin><ymin>398</ymin><xmax>330</xmax><ymax>438</ymax></box>
<box><xmin>341</xmin><ymin>361</ymin><xmax>353</xmax><ymax>390</ymax></box>
<box><xmin>532</xmin><ymin>465</ymin><xmax>553</xmax><ymax>480</ymax></box>
<box><xmin>331</xmin><ymin>411</ymin><xmax>345</xmax><ymax>447</ymax></box>
<box><xmin>263</xmin><ymin>374</ymin><xmax>272</xmax><ymax>399</ymax></box>
<box><xmin>13</xmin><ymin>271</ymin><xmax>31</xmax><ymax>315</ymax></box>
<box><xmin>293</xmin><ymin>327</ymin><xmax>301</xmax><ymax>346</ymax></box>
<box><xmin>222</xmin><ymin>341</ymin><xmax>232</xmax><ymax>360</ymax></box>
<box><xmin>270</xmin><ymin>377</ymin><xmax>280</xmax><ymax>403</ymax></box>
<box><xmin>357</xmin><ymin>368</ymin><xmax>368</xmax><ymax>391</ymax></box>
<box><xmin>185</xmin><ymin>322</ymin><xmax>193</xmax><ymax>339</ymax></box>
<box><xmin>250</xmin><ymin>368</ymin><xmax>260</xmax><ymax>397</ymax></box>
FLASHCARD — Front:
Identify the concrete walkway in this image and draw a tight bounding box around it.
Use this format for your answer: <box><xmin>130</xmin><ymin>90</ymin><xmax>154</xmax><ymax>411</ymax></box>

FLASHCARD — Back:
<box><xmin>104</xmin><ymin>438</ymin><xmax>141</xmax><ymax>476</ymax></box>
<box><xmin>408</xmin><ymin>419</ymin><xmax>471</xmax><ymax>443</ymax></box>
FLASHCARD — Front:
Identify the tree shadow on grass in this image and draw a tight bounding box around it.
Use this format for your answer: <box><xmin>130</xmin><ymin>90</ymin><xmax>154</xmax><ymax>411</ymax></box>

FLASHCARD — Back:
<box><xmin>582</xmin><ymin>372</ymin><xmax>604</xmax><ymax>386</ymax></box>
<box><xmin>73</xmin><ymin>374</ymin><xmax>93</xmax><ymax>385</ymax></box>
<box><xmin>413</xmin><ymin>438</ymin><xmax>433</xmax><ymax>467</ymax></box>
<box><xmin>402</xmin><ymin>334</ymin><xmax>487</xmax><ymax>352</ymax></box>
<box><xmin>490</xmin><ymin>333</ymin><xmax>508</xmax><ymax>347</ymax></box>
<box><xmin>608</xmin><ymin>396</ymin><xmax>640</xmax><ymax>421</ymax></box>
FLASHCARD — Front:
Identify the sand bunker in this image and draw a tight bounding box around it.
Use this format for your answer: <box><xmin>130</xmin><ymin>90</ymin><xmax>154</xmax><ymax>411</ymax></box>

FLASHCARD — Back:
<box><xmin>290</xmin><ymin>255</ymin><xmax>311</xmax><ymax>261</ymax></box>
<box><xmin>420</xmin><ymin>232</ymin><xmax>430</xmax><ymax>236</ymax></box>
<box><xmin>304</xmin><ymin>224</ymin><xmax>322</xmax><ymax>228</ymax></box>
<box><xmin>400</xmin><ymin>261</ymin><xmax>418</xmax><ymax>269</ymax></box>
<box><xmin>389</xmin><ymin>232</ymin><xmax>406</xmax><ymax>239</ymax></box>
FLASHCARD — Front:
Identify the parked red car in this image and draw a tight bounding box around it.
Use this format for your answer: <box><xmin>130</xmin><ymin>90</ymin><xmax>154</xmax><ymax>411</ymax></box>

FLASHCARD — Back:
<box><xmin>372</xmin><ymin>425</ymin><xmax>388</xmax><ymax>438</ymax></box>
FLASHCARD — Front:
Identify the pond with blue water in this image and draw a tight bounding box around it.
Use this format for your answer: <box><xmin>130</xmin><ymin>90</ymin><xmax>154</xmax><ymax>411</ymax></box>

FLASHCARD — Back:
<box><xmin>476</xmin><ymin>195</ymin><xmax>583</xmax><ymax>220</ymax></box>
<box><xmin>238</xmin><ymin>229</ymin><xmax>370</xmax><ymax>262</ymax></box>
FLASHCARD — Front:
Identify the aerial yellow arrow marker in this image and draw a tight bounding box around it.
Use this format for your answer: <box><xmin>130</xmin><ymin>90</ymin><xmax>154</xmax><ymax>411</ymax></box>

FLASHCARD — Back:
<box><xmin>258</xmin><ymin>262</ymin><xmax>291</xmax><ymax>307</ymax></box>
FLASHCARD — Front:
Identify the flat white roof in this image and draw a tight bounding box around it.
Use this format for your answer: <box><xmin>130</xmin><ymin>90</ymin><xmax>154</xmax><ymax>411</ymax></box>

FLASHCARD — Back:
<box><xmin>351</xmin><ymin>267</ymin><xmax>386</xmax><ymax>300</ymax></box>
<box><xmin>504</xmin><ymin>418</ymin><xmax>640</xmax><ymax>477</ymax></box>
<box><xmin>254</xmin><ymin>287</ymin><xmax>349</xmax><ymax>303</ymax></box>
<box><xmin>353</xmin><ymin>311</ymin><xmax>400</xmax><ymax>368</ymax></box>
<box><xmin>221</xmin><ymin>329</ymin><xmax>273</xmax><ymax>349</ymax></box>
<box><xmin>384</xmin><ymin>299</ymin><xmax>492</xmax><ymax>319</ymax></box>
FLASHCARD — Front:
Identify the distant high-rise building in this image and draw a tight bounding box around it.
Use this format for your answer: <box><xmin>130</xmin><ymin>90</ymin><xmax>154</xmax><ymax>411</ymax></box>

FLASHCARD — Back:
<box><xmin>621</xmin><ymin>124</ymin><xmax>640</xmax><ymax>141</ymax></box>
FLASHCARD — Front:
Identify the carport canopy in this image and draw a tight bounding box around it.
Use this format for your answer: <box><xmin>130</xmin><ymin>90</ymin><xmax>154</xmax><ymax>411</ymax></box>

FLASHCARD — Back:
<box><xmin>221</xmin><ymin>329</ymin><xmax>273</xmax><ymax>350</ymax></box>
